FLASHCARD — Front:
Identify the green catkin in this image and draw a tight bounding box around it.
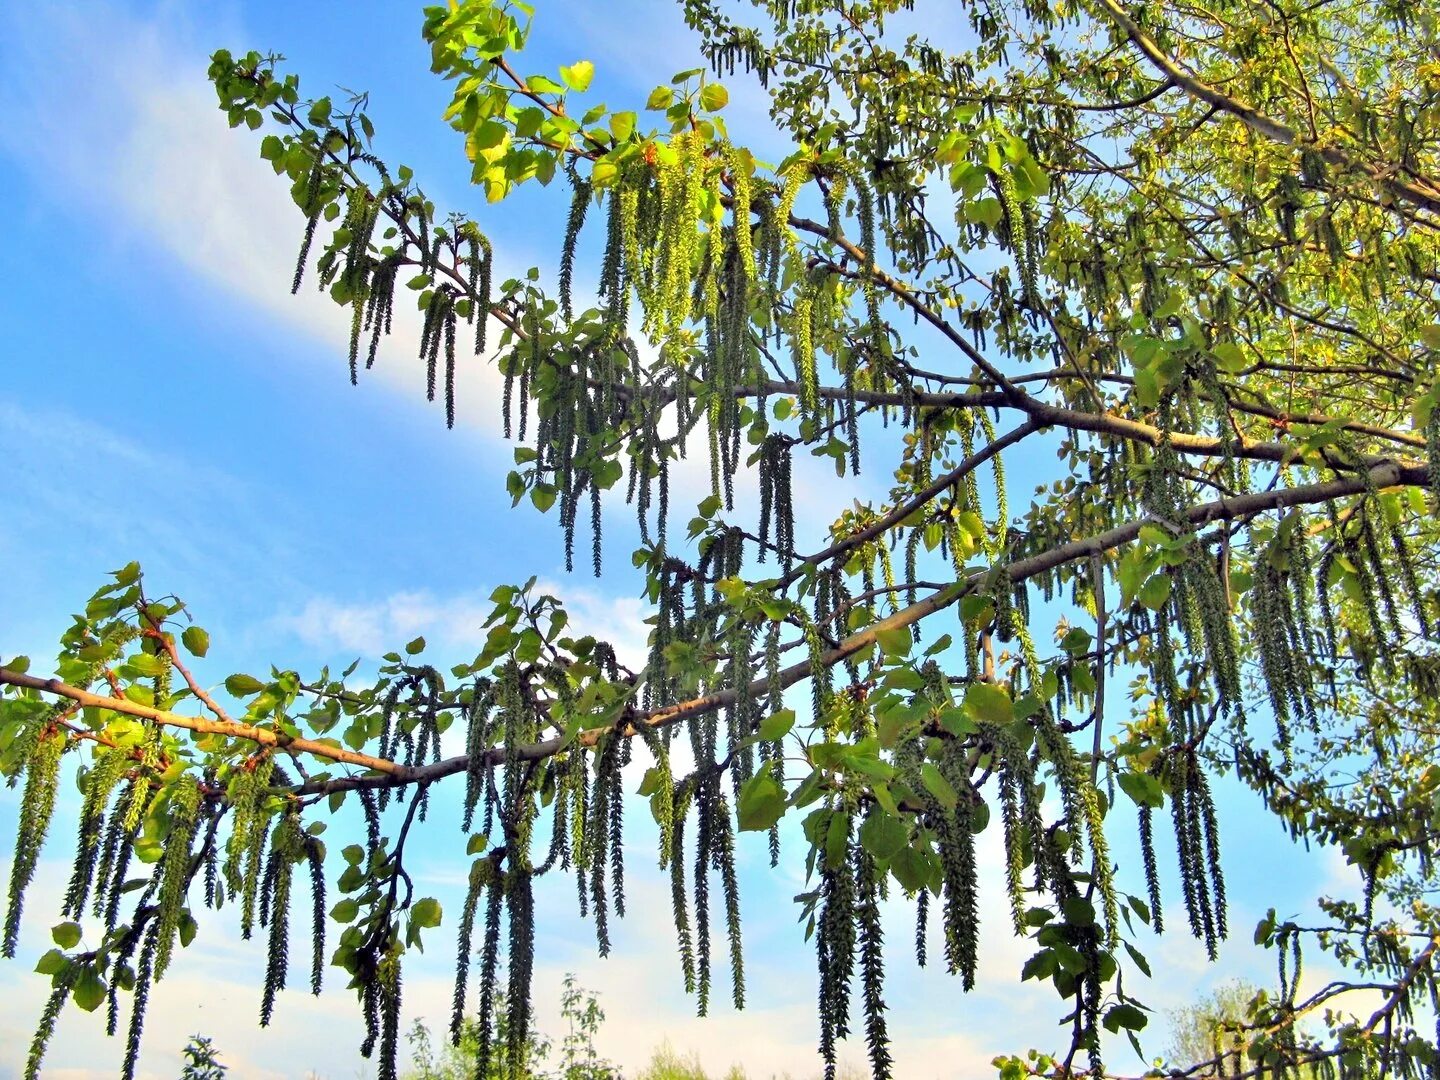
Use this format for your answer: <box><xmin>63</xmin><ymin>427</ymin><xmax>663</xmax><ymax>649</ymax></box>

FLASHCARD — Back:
<box><xmin>704</xmin><ymin>176</ymin><xmax>725</xmax><ymax>325</ymax></box>
<box><xmin>1382</xmin><ymin>507</ymin><xmax>1431</xmax><ymax>638</ymax></box>
<box><xmin>99</xmin><ymin>794</ymin><xmax>143</xmax><ymax>930</ymax></box>
<box><xmin>670</xmin><ymin>796</ymin><xmax>697</xmax><ymax>994</ymax></box>
<box><xmin>471</xmin><ymin>232</ymin><xmax>493</xmax><ymax>355</ymax></box>
<box><xmin>823</xmin><ymin>170</ymin><xmax>847</xmax><ymax>240</ymax></box>
<box><xmin>24</xmin><ymin>959</ymin><xmax>76</xmax><ymax>1080</ymax></box>
<box><xmin>694</xmin><ymin>777</ymin><xmax>715</xmax><ymax>1015</ymax></box>
<box><xmin>240</xmin><ymin>810</ymin><xmax>273</xmax><ymax>943</ymax></box>
<box><xmin>997</xmin><ymin>763</ymin><xmax>1028</xmax><ymax>935</ymax></box>
<box><xmin>559</xmin><ymin>172</ymin><xmax>591</xmax><ymax>322</ymax></box>
<box><xmin>225</xmin><ymin>755</ymin><xmax>274</xmax><ymax>894</ymax></box>
<box><xmin>616</xmin><ymin>178</ymin><xmax>642</xmax><ymax>328</ymax></box>
<box><xmin>775</xmin><ymin>161</ymin><xmax>808</xmax><ymax>265</ymax></box>
<box><xmin>1139</xmin><ymin>800</ymin><xmax>1165</xmax><ymax>934</ymax></box>
<box><xmin>373</xmin><ymin>952</ymin><xmax>401</xmax><ymax>1080</ymax></box>
<box><xmin>816</xmin><ymin>827</ymin><xmax>856</xmax><ymax>1080</ymax></box>
<box><xmin>726</xmin><ymin>144</ymin><xmax>755</xmax><ymax>279</ymax></box>
<box><xmin>589</xmin><ymin>736</ymin><xmax>617</xmax><ymax>956</ymax></box>
<box><xmin>608</xmin><ymin>738</ymin><xmax>628</xmax><ymax>918</ymax></box>
<box><xmin>122</xmin><ymin>928</ymin><xmax>158</xmax><ymax>1080</ymax></box>
<box><xmin>855</xmin><ymin>845</ymin><xmax>893</xmax><ymax>1080</ymax></box>
<box><xmin>939</xmin><ymin>794</ymin><xmax>980</xmax><ymax>989</ymax></box>
<box><xmin>1426</xmin><ymin>409</ymin><xmax>1440</xmax><ymax>500</ymax></box>
<box><xmin>850</xmin><ymin>168</ymin><xmax>885</xmax><ymax>354</ymax></box>
<box><xmin>475</xmin><ymin>864</ymin><xmax>503</xmax><ymax>1069</ymax></box>
<box><xmin>153</xmin><ymin>776</ymin><xmax>203</xmax><ymax>980</ymax></box>
<box><xmin>4</xmin><ymin>728</ymin><xmax>66</xmax><ymax>958</ymax></box>
<box><xmin>713</xmin><ymin>794</ymin><xmax>746</xmax><ymax>1010</ymax></box>
<box><xmin>260</xmin><ymin>816</ymin><xmax>300</xmax><ymax>1026</ymax></box>
<box><xmin>62</xmin><ymin>747</ymin><xmax>131</xmax><ymax>918</ymax></box>
<box><xmin>995</xmin><ymin>167</ymin><xmax>1037</xmax><ymax>307</ymax></box>
<box><xmin>637</xmin><ymin>721</ymin><xmax>676</xmax><ymax>868</ymax></box>
<box><xmin>1194</xmin><ymin>768</ymin><xmax>1228</xmax><ymax>941</ymax></box>
<box><xmin>304</xmin><ymin>837</ymin><xmax>325</xmax><ymax>995</ymax></box>
<box><xmin>443</xmin><ymin>306</ymin><xmax>457</xmax><ymax>429</ymax></box>
<box><xmin>915</xmin><ymin>887</ymin><xmax>929</xmax><ymax>967</ymax></box>
<box><xmin>349</xmin><ymin>294</ymin><xmax>365</xmax><ymax>385</ymax></box>
<box><xmin>1359</xmin><ymin>507</ymin><xmax>1404</xmax><ymax>640</ymax></box>
<box><xmin>504</xmin><ymin>869</ymin><xmax>535</xmax><ymax>1075</ymax></box>
<box><xmin>291</xmin><ymin>150</ymin><xmax>324</xmax><ymax>294</ymax></box>
<box><xmin>793</xmin><ymin>287</ymin><xmax>819</xmax><ymax>421</ymax></box>
<box><xmin>203</xmin><ymin>809</ymin><xmax>221</xmax><ymax>909</ymax></box>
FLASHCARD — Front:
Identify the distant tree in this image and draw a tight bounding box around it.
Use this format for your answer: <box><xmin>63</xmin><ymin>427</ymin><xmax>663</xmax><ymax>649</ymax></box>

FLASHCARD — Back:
<box><xmin>178</xmin><ymin>1034</ymin><xmax>228</xmax><ymax>1080</ymax></box>
<box><xmin>5</xmin><ymin>0</ymin><xmax>1440</xmax><ymax>1078</ymax></box>
<box><xmin>1165</xmin><ymin>980</ymin><xmax>1262</xmax><ymax>1068</ymax></box>
<box><xmin>404</xmin><ymin>972</ymin><xmax>612</xmax><ymax>1080</ymax></box>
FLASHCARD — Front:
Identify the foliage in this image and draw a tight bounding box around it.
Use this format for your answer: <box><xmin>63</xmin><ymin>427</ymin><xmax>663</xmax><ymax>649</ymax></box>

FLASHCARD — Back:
<box><xmin>1165</xmin><ymin>981</ymin><xmax>1265</xmax><ymax>1070</ymax></box>
<box><xmin>631</xmin><ymin>1043</ymin><xmax>751</xmax><ymax>1080</ymax></box>
<box><xmin>178</xmin><ymin>1033</ymin><xmax>228</xmax><ymax>1080</ymax></box>
<box><xmin>405</xmin><ymin>972</ymin><xmax>613</xmax><ymax>1080</ymax></box>
<box><xmin>4</xmin><ymin>0</ymin><xmax>1440</xmax><ymax>1078</ymax></box>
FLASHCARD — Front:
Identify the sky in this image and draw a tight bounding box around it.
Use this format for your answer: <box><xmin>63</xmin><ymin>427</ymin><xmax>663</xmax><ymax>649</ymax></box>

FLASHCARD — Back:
<box><xmin>0</xmin><ymin>2</ymin><xmax>1376</xmax><ymax>1078</ymax></box>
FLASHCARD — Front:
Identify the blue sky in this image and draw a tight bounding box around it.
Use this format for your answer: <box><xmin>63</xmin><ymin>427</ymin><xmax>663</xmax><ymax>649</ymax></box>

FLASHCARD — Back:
<box><xmin>0</xmin><ymin>2</ymin><xmax>1367</xmax><ymax>1077</ymax></box>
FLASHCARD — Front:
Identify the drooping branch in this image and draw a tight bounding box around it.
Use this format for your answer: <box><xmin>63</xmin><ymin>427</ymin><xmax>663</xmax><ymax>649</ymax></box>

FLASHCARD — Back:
<box><xmin>6</xmin><ymin>458</ymin><xmax>1424</xmax><ymax>798</ymax></box>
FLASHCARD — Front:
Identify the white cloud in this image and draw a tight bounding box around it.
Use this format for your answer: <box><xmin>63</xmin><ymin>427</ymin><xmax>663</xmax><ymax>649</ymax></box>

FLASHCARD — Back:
<box><xmin>273</xmin><ymin>578</ymin><xmax>651</xmax><ymax>671</ymax></box>
<box><xmin>0</xmin><ymin>2</ymin><xmax>528</xmax><ymax>443</ymax></box>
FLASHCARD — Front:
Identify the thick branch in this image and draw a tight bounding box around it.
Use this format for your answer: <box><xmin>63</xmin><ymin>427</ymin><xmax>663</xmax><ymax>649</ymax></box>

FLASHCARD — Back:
<box><xmin>0</xmin><ymin>671</ymin><xmax>408</xmax><ymax>777</ymax></box>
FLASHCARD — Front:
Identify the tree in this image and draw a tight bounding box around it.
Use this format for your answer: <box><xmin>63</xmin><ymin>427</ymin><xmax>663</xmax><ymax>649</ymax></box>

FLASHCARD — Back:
<box><xmin>178</xmin><ymin>1033</ymin><xmax>228</xmax><ymax>1080</ymax></box>
<box><xmin>1165</xmin><ymin>981</ymin><xmax>1263</xmax><ymax>1070</ymax></box>
<box><xmin>3</xmin><ymin>0</ymin><xmax>1439</xmax><ymax>1078</ymax></box>
<box><xmin>403</xmin><ymin>971</ymin><xmax>611</xmax><ymax>1079</ymax></box>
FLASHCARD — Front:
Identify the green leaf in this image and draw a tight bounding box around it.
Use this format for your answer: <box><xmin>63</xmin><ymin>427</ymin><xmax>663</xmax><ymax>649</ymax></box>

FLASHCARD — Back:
<box><xmin>699</xmin><ymin>82</ymin><xmax>729</xmax><ymax>111</ymax></box>
<box><xmin>51</xmin><ymin>922</ymin><xmax>82</xmax><ymax>949</ymax></box>
<box><xmin>1138</xmin><ymin>573</ymin><xmax>1173</xmax><ymax>611</ymax></box>
<box><xmin>964</xmin><ymin>681</ymin><xmax>1013</xmax><ymax>725</ymax></box>
<box><xmin>331</xmin><ymin>898</ymin><xmax>360</xmax><ymax>923</ymax></box>
<box><xmin>890</xmin><ymin>844</ymin><xmax>930</xmax><ymax>892</ymax></box>
<box><xmin>1211</xmin><ymin>341</ymin><xmax>1247</xmax><ymax>372</ymax></box>
<box><xmin>1117</xmin><ymin>770</ymin><xmax>1163</xmax><ymax>809</ymax></box>
<box><xmin>181</xmin><ymin>626</ymin><xmax>210</xmax><ymax>658</ymax></box>
<box><xmin>877</xmin><ymin>627</ymin><xmax>912</xmax><ymax>658</ymax></box>
<box><xmin>737</xmin><ymin>769</ymin><xmax>786</xmax><ymax>831</ymax></box>
<box><xmin>405</xmin><ymin>636</ymin><xmax>426</xmax><ymax>656</ymax></box>
<box><xmin>858</xmin><ymin>808</ymin><xmax>907</xmax><ymax>859</ymax></box>
<box><xmin>1103</xmin><ymin>1003</ymin><xmax>1148</xmax><ymax>1033</ymax></box>
<box><xmin>34</xmin><ymin>949</ymin><xmax>67</xmax><ymax>976</ymax></box>
<box><xmin>72</xmin><ymin>967</ymin><xmax>107</xmax><ymax>1013</ymax></box>
<box><xmin>758</xmin><ymin>708</ymin><xmax>796</xmax><ymax>741</ymax></box>
<box><xmin>1124</xmin><ymin>940</ymin><xmax>1152</xmax><ymax>977</ymax></box>
<box><xmin>225</xmin><ymin>673</ymin><xmax>264</xmax><ymax>696</ymax></box>
<box><xmin>646</xmin><ymin>85</ymin><xmax>671</xmax><ymax>110</ymax></box>
<box><xmin>921</xmin><ymin>763</ymin><xmax>958</xmax><ymax>808</ymax></box>
<box><xmin>531</xmin><ymin>483</ymin><xmax>558</xmax><ymax>513</ymax></box>
<box><xmin>609</xmin><ymin>111</ymin><xmax>636</xmax><ymax>142</ymax></box>
<box><xmin>411</xmin><ymin>897</ymin><xmax>443</xmax><ymax>928</ymax></box>
<box><xmin>559</xmin><ymin>60</ymin><xmax>595</xmax><ymax>92</ymax></box>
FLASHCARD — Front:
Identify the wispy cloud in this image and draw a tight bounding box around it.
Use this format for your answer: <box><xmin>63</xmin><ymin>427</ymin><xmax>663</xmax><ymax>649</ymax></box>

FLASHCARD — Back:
<box><xmin>0</xmin><ymin>2</ymin><xmax>533</xmax><ymax>442</ymax></box>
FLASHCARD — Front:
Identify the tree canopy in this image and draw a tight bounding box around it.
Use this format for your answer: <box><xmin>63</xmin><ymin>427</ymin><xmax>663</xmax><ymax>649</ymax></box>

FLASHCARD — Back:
<box><xmin>4</xmin><ymin>0</ymin><xmax>1440</xmax><ymax>1077</ymax></box>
